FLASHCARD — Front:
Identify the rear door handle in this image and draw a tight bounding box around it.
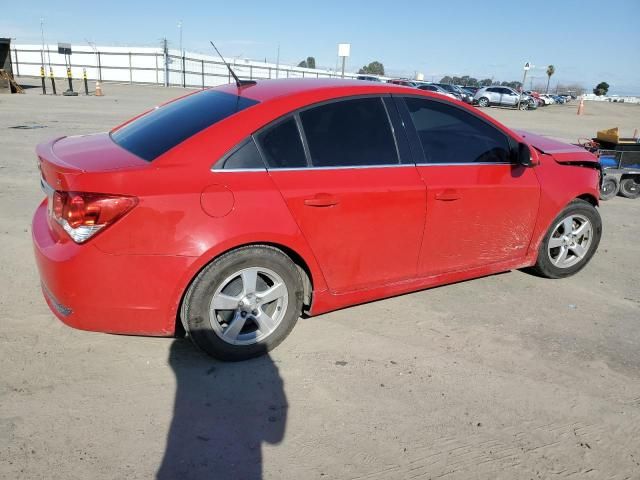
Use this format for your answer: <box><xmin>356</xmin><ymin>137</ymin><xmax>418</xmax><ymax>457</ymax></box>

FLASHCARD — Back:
<box><xmin>304</xmin><ymin>193</ymin><xmax>340</xmax><ymax>207</ymax></box>
<box><xmin>435</xmin><ymin>189</ymin><xmax>461</xmax><ymax>201</ymax></box>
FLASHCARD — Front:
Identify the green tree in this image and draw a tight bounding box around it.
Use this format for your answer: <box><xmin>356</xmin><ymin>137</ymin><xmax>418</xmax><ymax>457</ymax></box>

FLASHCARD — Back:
<box><xmin>297</xmin><ymin>57</ymin><xmax>316</xmax><ymax>69</ymax></box>
<box><xmin>593</xmin><ymin>81</ymin><xmax>609</xmax><ymax>96</ymax></box>
<box><xmin>545</xmin><ymin>65</ymin><xmax>555</xmax><ymax>93</ymax></box>
<box><xmin>459</xmin><ymin>76</ymin><xmax>478</xmax><ymax>87</ymax></box>
<box><xmin>439</xmin><ymin>75</ymin><xmax>453</xmax><ymax>84</ymax></box>
<box><xmin>479</xmin><ymin>78</ymin><xmax>493</xmax><ymax>86</ymax></box>
<box><xmin>358</xmin><ymin>61</ymin><xmax>385</xmax><ymax>76</ymax></box>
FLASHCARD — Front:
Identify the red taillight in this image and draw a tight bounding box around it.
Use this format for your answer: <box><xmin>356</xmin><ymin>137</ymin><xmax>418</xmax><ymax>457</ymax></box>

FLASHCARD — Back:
<box><xmin>50</xmin><ymin>191</ymin><xmax>137</xmax><ymax>243</ymax></box>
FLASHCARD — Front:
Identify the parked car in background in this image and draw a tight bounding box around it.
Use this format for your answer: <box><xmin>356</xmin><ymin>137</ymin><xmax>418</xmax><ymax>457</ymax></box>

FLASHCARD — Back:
<box><xmin>435</xmin><ymin>83</ymin><xmax>473</xmax><ymax>104</ymax></box>
<box><xmin>538</xmin><ymin>94</ymin><xmax>555</xmax><ymax>105</ymax></box>
<box><xmin>356</xmin><ymin>75</ymin><xmax>383</xmax><ymax>82</ymax></box>
<box><xmin>460</xmin><ymin>87</ymin><xmax>477</xmax><ymax>97</ymax></box>
<box><xmin>417</xmin><ymin>83</ymin><xmax>458</xmax><ymax>100</ymax></box>
<box><xmin>33</xmin><ymin>79</ymin><xmax>601</xmax><ymax>361</ymax></box>
<box><xmin>474</xmin><ymin>86</ymin><xmax>535</xmax><ymax>110</ymax></box>
<box><xmin>387</xmin><ymin>79</ymin><xmax>418</xmax><ymax>87</ymax></box>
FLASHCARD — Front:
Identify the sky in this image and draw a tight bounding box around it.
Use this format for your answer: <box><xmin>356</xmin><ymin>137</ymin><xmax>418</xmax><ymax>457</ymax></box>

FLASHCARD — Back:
<box><xmin>3</xmin><ymin>0</ymin><xmax>639</xmax><ymax>95</ymax></box>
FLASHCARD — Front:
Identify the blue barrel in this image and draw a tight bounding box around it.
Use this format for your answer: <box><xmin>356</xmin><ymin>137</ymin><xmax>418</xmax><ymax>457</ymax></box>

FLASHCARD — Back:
<box><xmin>599</xmin><ymin>155</ymin><xmax>618</xmax><ymax>167</ymax></box>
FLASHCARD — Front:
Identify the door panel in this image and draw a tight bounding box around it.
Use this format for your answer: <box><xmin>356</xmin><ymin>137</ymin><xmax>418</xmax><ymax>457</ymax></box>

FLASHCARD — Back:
<box><xmin>417</xmin><ymin>164</ymin><xmax>540</xmax><ymax>275</ymax></box>
<box><xmin>395</xmin><ymin>94</ymin><xmax>541</xmax><ymax>276</ymax></box>
<box><xmin>270</xmin><ymin>167</ymin><xmax>426</xmax><ymax>293</ymax></box>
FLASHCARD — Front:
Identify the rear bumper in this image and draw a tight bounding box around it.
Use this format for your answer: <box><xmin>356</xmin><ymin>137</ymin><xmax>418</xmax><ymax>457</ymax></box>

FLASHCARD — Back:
<box><xmin>32</xmin><ymin>201</ymin><xmax>194</xmax><ymax>336</ymax></box>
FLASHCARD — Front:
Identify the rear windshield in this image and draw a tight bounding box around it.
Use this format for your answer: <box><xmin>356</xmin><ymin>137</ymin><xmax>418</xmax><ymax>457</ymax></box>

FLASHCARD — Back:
<box><xmin>111</xmin><ymin>90</ymin><xmax>259</xmax><ymax>161</ymax></box>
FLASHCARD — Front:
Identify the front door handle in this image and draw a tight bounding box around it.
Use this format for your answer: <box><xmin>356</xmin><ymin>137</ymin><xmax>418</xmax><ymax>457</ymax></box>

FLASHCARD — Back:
<box><xmin>304</xmin><ymin>193</ymin><xmax>340</xmax><ymax>207</ymax></box>
<box><xmin>435</xmin><ymin>189</ymin><xmax>461</xmax><ymax>201</ymax></box>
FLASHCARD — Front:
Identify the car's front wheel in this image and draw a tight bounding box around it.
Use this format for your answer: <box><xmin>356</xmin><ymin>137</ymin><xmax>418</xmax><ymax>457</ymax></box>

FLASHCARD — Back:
<box><xmin>532</xmin><ymin>199</ymin><xmax>602</xmax><ymax>279</ymax></box>
<box><xmin>181</xmin><ymin>246</ymin><xmax>303</xmax><ymax>361</ymax></box>
<box><xmin>477</xmin><ymin>97</ymin><xmax>489</xmax><ymax>107</ymax></box>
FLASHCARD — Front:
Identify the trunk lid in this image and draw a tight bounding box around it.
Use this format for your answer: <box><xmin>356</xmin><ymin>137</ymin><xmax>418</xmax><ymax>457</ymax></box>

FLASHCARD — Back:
<box><xmin>37</xmin><ymin>133</ymin><xmax>149</xmax><ymax>191</ymax></box>
<box><xmin>515</xmin><ymin>129</ymin><xmax>598</xmax><ymax>164</ymax></box>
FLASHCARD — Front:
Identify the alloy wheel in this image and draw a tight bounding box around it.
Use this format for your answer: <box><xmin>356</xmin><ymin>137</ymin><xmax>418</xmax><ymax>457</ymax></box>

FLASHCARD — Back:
<box><xmin>209</xmin><ymin>267</ymin><xmax>288</xmax><ymax>345</ymax></box>
<box><xmin>547</xmin><ymin>214</ymin><xmax>593</xmax><ymax>268</ymax></box>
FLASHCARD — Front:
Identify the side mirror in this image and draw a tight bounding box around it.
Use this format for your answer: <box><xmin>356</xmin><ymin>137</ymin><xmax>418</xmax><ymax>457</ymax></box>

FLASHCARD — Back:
<box><xmin>518</xmin><ymin>143</ymin><xmax>534</xmax><ymax>167</ymax></box>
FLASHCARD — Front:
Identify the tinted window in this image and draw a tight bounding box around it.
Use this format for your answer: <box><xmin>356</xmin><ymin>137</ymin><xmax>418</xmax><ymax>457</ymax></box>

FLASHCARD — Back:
<box><xmin>218</xmin><ymin>138</ymin><xmax>265</xmax><ymax>170</ymax></box>
<box><xmin>112</xmin><ymin>90</ymin><xmax>259</xmax><ymax>161</ymax></box>
<box><xmin>404</xmin><ymin>97</ymin><xmax>511</xmax><ymax>164</ymax></box>
<box><xmin>256</xmin><ymin>117</ymin><xmax>307</xmax><ymax>169</ymax></box>
<box><xmin>300</xmin><ymin>97</ymin><xmax>398</xmax><ymax>167</ymax></box>
<box><xmin>486</xmin><ymin>87</ymin><xmax>498</xmax><ymax>93</ymax></box>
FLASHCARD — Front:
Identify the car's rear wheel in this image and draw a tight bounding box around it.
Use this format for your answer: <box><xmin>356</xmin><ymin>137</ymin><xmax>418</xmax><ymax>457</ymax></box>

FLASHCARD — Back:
<box><xmin>599</xmin><ymin>177</ymin><xmax>619</xmax><ymax>200</ymax></box>
<box><xmin>181</xmin><ymin>246</ymin><xmax>303</xmax><ymax>361</ymax></box>
<box><xmin>532</xmin><ymin>199</ymin><xmax>602</xmax><ymax>279</ymax></box>
<box><xmin>478</xmin><ymin>97</ymin><xmax>489</xmax><ymax>107</ymax></box>
<box><xmin>619</xmin><ymin>178</ymin><xmax>640</xmax><ymax>199</ymax></box>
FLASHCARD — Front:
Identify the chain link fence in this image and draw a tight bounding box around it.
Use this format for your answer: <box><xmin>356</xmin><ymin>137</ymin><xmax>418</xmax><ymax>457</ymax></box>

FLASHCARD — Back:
<box><xmin>11</xmin><ymin>44</ymin><xmax>357</xmax><ymax>89</ymax></box>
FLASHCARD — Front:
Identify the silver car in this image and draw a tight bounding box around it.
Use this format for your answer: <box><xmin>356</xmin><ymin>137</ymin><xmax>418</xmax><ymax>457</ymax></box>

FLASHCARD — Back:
<box><xmin>474</xmin><ymin>86</ymin><xmax>532</xmax><ymax>110</ymax></box>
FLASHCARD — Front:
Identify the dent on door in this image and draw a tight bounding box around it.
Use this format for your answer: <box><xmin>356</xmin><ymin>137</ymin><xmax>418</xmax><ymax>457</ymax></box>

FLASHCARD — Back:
<box><xmin>418</xmin><ymin>164</ymin><xmax>540</xmax><ymax>275</ymax></box>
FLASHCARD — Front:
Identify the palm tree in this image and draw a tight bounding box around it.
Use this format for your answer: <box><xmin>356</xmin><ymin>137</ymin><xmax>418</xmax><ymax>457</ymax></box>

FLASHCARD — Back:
<box><xmin>545</xmin><ymin>65</ymin><xmax>555</xmax><ymax>93</ymax></box>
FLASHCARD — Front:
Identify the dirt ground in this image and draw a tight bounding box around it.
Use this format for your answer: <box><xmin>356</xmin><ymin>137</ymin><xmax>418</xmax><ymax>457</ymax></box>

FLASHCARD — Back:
<box><xmin>1</xmin><ymin>79</ymin><xmax>639</xmax><ymax>480</ymax></box>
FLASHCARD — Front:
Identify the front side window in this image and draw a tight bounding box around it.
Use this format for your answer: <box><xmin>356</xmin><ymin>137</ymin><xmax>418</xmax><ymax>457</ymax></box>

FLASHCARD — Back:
<box><xmin>299</xmin><ymin>97</ymin><xmax>398</xmax><ymax>167</ymax></box>
<box><xmin>403</xmin><ymin>97</ymin><xmax>511</xmax><ymax>164</ymax></box>
<box><xmin>256</xmin><ymin>117</ymin><xmax>307</xmax><ymax>169</ymax></box>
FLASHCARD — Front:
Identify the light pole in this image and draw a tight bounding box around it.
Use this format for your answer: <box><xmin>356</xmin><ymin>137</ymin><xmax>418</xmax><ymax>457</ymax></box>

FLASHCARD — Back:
<box><xmin>39</xmin><ymin>18</ymin><xmax>46</xmax><ymax>67</ymax></box>
<box><xmin>177</xmin><ymin>21</ymin><xmax>184</xmax><ymax>87</ymax></box>
<box><xmin>517</xmin><ymin>62</ymin><xmax>531</xmax><ymax>110</ymax></box>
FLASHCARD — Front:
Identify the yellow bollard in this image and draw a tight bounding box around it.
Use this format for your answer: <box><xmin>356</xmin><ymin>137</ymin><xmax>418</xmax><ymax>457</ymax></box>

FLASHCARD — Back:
<box><xmin>49</xmin><ymin>68</ymin><xmax>57</xmax><ymax>95</ymax></box>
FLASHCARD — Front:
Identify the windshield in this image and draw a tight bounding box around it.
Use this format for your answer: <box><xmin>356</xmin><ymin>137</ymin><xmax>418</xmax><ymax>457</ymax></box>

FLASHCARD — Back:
<box><xmin>111</xmin><ymin>90</ymin><xmax>259</xmax><ymax>161</ymax></box>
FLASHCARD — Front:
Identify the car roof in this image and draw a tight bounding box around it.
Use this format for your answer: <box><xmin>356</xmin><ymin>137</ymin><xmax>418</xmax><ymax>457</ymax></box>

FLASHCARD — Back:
<box><xmin>213</xmin><ymin>78</ymin><xmax>415</xmax><ymax>103</ymax></box>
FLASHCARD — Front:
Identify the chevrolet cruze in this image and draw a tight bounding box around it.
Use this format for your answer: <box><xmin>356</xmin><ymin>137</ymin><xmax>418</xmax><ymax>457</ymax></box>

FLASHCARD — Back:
<box><xmin>33</xmin><ymin>79</ymin><xmax>602</xmax><ymax>361</ymax></box>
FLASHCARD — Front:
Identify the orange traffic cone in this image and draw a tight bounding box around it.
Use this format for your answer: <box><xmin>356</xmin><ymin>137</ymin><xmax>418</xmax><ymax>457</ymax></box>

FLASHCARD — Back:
<box><xmin>95</xmin><ymin>81</ymin><xmax>104</xmax><ymax>97</ymax></box>
<box><xmin>577</xmin><ymin>98</ymin><xmax>585</xmax><ymax>115</ymax></box>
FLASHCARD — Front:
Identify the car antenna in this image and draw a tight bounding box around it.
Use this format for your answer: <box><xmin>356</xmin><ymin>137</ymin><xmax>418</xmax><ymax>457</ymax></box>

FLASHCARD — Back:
<box><xmin>209</xmin><ymin>41</ymin><xmax>256</xmax><ymax>88</ymax></box>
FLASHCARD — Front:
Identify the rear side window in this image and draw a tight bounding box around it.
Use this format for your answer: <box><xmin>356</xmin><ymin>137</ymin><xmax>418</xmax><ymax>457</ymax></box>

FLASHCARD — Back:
<box><xmin>111</xmin><ymin>90</ymin><xmax>259</xmax><ymax>161</ymax></box>
<box><xmin>300</xmin><ymin>97</ymin><xmax>399</xmax><ymax>167</ymax></box>
<box><xmin>404</xmin><ymin>97</ymin><xmax>511</xmax><ymax>164</ymax></box>
<box><xmin>256</xmin><ymin>117</ymin><xmax>307</xmax><ymax>169</ymax></box>
<box><xmin>217</xmin><ymin>138</ymin><xmax>265</xmax><ymax>170</ymax></box>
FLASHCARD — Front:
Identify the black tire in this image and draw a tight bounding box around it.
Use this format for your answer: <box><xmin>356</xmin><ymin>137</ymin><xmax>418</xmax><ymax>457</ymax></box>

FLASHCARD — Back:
<box><xmin>619</xmin><ymin>178</ymin><xmax>640</xmax><ymax>199</ymax></box>
<box><xmin>478</xmin><ymin>97</ymin><xmax>489</xmax><ymax>107</ymax></box>
<box><xmin>531</xmin><ymin>199</ymin><xmax>602</xmax><ymax>279</ymax></box>
<box><xmin>181</xmin><ymin>245</ymin><xmax>303</xmax><ymax>361</ymax></box>
<box><xmin>518</xmin><ymin>101</ymin><xmax>528</xmax><ymax>111</ymax></box>
<box><xmin>599</xmin><ymin>177</ymin><xmax>619</xmax><ymax>200</ymax></box>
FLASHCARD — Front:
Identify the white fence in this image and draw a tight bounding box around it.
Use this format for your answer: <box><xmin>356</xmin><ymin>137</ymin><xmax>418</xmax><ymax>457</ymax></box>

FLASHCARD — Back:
<box><xmin>582</xmin><ymin>93</ymin><xmax>640</xmax><ymax>104</ymax></box>
<box><xmin>11</xmin><ymin>43</ymin><xmax>359</xmax><ymax>88</ymax></box>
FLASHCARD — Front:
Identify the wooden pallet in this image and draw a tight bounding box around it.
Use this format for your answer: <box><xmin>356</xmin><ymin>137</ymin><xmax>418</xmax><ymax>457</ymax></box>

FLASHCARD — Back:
<box><xmin>0</xmin><ymin>69</ymin><xmax>24</xmax><ymax>93</ymax></box>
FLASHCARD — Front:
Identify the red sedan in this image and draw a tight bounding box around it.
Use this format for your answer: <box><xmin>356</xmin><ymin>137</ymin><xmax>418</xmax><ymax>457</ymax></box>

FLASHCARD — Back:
<box><xmin>33</xmin><ymin>79</ymin><xmax>602</xmax><ymax>361</ymax></box>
